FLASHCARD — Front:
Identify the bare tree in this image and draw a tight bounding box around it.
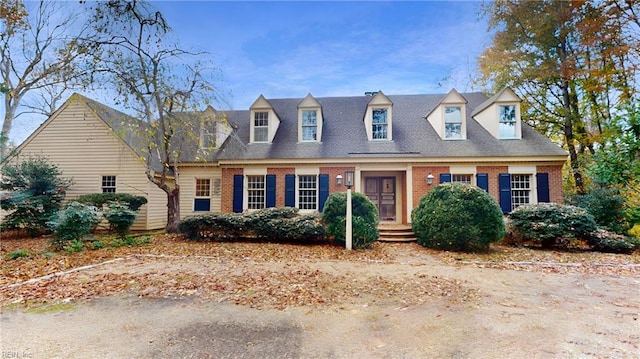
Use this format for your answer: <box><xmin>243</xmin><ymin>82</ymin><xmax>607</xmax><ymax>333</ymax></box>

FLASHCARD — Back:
<box><xmin>0</xmin><ymin>0</ymin><xmax>94</xmax><ymax>158</ymax></box>
<box><xmin>88</xmin><ymin>0</ymin><xmax>226</xmax><ymax>233</ymax></box>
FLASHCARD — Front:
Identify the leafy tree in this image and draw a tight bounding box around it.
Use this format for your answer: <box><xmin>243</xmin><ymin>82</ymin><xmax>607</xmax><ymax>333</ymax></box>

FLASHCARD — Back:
<box><xmin>85</xmin><ymin>0</ymin><xmax>227</xmax><ymax>233</ymax></box>
<box><xmin>480</xmin><ymin>0</ymin><xmax>639</xmax><ymax>194</ymax></box>
<box><xmin>1</xmin><ymin>0</ymin><xmax>95</xmax><ymax>159</ymax></box>
<box><xmin>0</xmin><ymin>156</ymin><xmax>72</xmax><ymax>236</ymax></box>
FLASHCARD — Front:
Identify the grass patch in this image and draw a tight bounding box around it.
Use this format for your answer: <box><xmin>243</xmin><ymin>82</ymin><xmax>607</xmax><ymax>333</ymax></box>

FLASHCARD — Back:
<box><xmin>25</xmin><ymin>302</ymin><xmax>77</xmax><ymax>314</ymax></box>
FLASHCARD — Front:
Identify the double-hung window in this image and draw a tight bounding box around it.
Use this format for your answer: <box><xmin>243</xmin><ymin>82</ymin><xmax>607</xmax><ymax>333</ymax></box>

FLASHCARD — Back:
<box><xmin>499</xmin><ymin>105</ymin><xmax>517</xmax><ymax>138</ymax></box>
<box><xmin>372</xmin><ymin>109</ymin><xmax>388</xmax><ymax>139</ymax></box>
<box><xmin>194</xmin><ymin>178</ymin><xmax>211</xmax><ymax>212</ymax></box>
<box><xmin>253</xmin><ymin>111</ymin><xmax>269</xmax><ymax>142</ymax></box>
<box><xmin>445</xmin><ymin>106</ymin><xmax>462</xmax><ymax>139</ymax></box>
<box><xmin>102</xmin><ymin>176</ymin><xmax>116</xmax><ymax>193</ymax></box>
<box><xmin>247</xmin><ymin>175</ymin><xmax>266</xmax><ymax>210</ymax></box>
<box><xmin>452</xmin><ymin>174</ymin><xmax>472</xmax><ymax>184</ymax></box>
<box><xmin>511</xmin><ymin>174</ymin><xmax>531</xmax><ymax>210</ymax></box>
<box><xmin>301</xmin><ymin>110</ymin><xmax>317</xmax><ymax>141</ymax></box>
<box><xmin>298</xmin><ymin>175</ymin><xmax>317</xmax><ymax>210</ymax></box>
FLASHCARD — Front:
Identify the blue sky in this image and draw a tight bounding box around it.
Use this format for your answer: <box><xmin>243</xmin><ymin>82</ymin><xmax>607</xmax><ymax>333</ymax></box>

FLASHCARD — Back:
<box><xmin>7</xmin><ymin>0</ymin><xmax>491</xmax><ymax>144</ymax></box>
<box><xmin>153</xmin><ymin>0</ymin><xmax>489</xmax><ymax>110</ymax></box>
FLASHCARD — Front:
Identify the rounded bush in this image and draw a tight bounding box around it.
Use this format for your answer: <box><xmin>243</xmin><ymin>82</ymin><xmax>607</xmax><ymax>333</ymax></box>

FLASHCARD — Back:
<box><xmin>508</xmin><ymin>203</ymin><xmax>598</xmax><ymax>248</ymax></box>
<box><xmin>411</xmin><ymin>183</ymin><xmax>505</xmax><ymax>251</ymax></box>
<box><xmin>321</xmin><ymin>192</ymin><xmax>379</xmax><ymax>249</ymax></box>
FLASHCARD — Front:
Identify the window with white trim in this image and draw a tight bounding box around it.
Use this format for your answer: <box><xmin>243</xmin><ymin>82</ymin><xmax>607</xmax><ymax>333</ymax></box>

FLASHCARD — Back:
<box><xmin>253</xmin><ymin>111</ymin><xmax>269</xmax><ymax>142</ymax></box>
<box><xmin>102</xmin><ymin>176</ymin><xmax>116</xmax><ymax>193</ymax></box>
<box><xmin>452</xmin><ymin>174</ymin><xmax>472</xmax><ymax>184</ymax></box>
<box><xmin>445</xmin><ymin>106</ymin><xmax>462</xmax><ymax>139</ymax></box>
<box><xmin>195</xmin><ymin>178</ymin><xmax>210</xmax><ymax>197</ymax></box>
<box><xmin>511</xmin><ymin>174</ymin><xmax>531</xmax><ymax>210</ymax></box>
<box><xmin>499</xmin><ymin>105</ymin><xmax>517</xmax><ymax>138</ymax></box>
<box><xmin>298</xmin><ymin>175</ymin><xmax>317</xmax><ymax>210</ymax></box>
<box><xmin>194</xmin><ymin>178</ymin><xmax>211</xmax><ymax>212</ymax></box>
<box><xmin>372</xmin><ymin>109</ymin><xmax>388</xmax><ymax>139</ymax></box>
<box><xmin>247</xmin><ymin>175</ymin><xmax>266</xmax><ymax>210</ymax></box>
<box><xmin>301</xmin><ymin>110</ymin><xmax>317</xmax><ymax>141</ymax></box>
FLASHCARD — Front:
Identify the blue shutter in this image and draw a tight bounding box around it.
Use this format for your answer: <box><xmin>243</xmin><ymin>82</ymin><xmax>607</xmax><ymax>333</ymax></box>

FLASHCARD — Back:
<box><xmin>476</xmin><ymin>173</ymin><xmax>489</xmax><ymax>192</ymax></box>
<box><xmin>440</xmin><ymin>173</ymin><xmax>451</xmax><ymax>183</ymax></box>
<box><xmin>266</xmin><ymin>174</ymin><xmax>276</xmax><ymax>208</ymax></box>
<box><xmin>499</xmin><ymin>173</ymin><xmax>512</xmax><ymax>213</ymax></box>
<box><xmin>536</xmin><ymin>173</ymin><xmax>550</xmax><ymax>203</ymax></box>
<box><xmin>232</xmin><ymin>174</ymin><xmax>243</xmax><ymax>213</ymax></box>
<box><xmin>318</xmin><ymin>174</ymin><xmax>330</xmax><ymax>212</ymax></box>
<box><xmin>285</xmin><ymin>174</ymin><xmax>296</xmax><ymax>207</ymax></box>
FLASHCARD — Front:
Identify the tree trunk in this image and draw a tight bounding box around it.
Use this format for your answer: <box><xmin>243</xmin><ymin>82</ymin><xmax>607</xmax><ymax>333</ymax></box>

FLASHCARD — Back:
<box><xmin>1</xmin><ymin>96</ymin><xmax>16</xmax><ymax>159</ymax></box>
<box><xmin>165</xmin><ymin>188</ymin><xmax>180</xmax><ymax>233</ymax></box>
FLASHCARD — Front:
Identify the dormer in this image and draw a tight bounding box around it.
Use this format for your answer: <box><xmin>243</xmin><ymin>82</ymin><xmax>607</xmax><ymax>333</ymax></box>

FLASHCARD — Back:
<box><xmin>249</xmin><ymin>95</ymin><xmax>280</xmax><ymax>143</ymax></box>
<box><xmin>297</xmin><ymin>93</ymin><xmax>323</xmax><ymax>142</ymax></box>
<box><xmin>199</xmin><ymin>105</ymin><xmax>232</xmax><ymax>149</ymax></box>
<box><xmin>472</xmin><ymin>87</ymin><xmax>522</xmax><ymax>140</ymax></box>
<box><xmin>364</xmin><ymin>91</ymin><xmax>393</xmax><ymax>141</ymax></box>
<box><xmin>426</xmin><ymin>89</ymin><xmax>468</xmax><ymax>140</ymax></box>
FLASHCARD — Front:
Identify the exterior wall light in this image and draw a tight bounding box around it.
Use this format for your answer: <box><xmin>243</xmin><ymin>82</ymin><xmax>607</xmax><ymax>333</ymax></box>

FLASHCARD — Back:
<box><xmin>426</xmin><ymin>173</ymin><xmax>434</xmax><ymax>185</ymax></box>
<box><xmin>336</xmin><ymin>174</ymin><xmax>343</xmax><ymax>185</ymax></box>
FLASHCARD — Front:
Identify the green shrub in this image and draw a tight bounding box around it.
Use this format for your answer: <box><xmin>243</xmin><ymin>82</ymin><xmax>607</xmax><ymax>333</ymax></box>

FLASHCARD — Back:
<box><xmin>50</xmin><ymin>202</ymin><xmax>101</xmax><ymax>250</ymax></box>
<box><xmin>65</xmin><ymin>239</ymin><xmax>85</xmax><ymax>253</ymax></box>
<box><xmin>76</xmin><ymin>193</ymin><xmax>147</xmax><ymax>211</ymax></box>
<box><xmin>588</xmin><ymin>229</ymin><xmax>637</xmax><ymax>254</ymax></box>
<box><xmin>508</xmin><ymin>203</ymin><xmax>598</xmax><ymax>249</ymax></box>
<box><xmin>7</xmin><ymin>249</ymin><xmax>30</xmax><ymax>260</ymax></box>
<box><xmin>321</xmin><ymin>192</ymin><xmax>379</xmax><ymax>249</ymax></box>
<box><xmin>412</xmin><ymin>183</ymin><xmax>505</xmax><ymax>252</ymax></box>
<box><xmin>568</xmin><ymin>186</ymin><xmax>628</xmax><ymax>234</ymax></box>
<box><xmin>90</xmin><ymin>241</ymin><xmax>105</xmax><ymax>250</ymax></box>
<box><xmin>178</xmin><ymin>208</ymin><xmax>326</xmax><ymax>243</ymax></box>
<box><xmin>0</xmin><ymin>156</ymin><xmax>71</xmax><ymax>236</ymax></box>
<box><xmin>103</xmin><ymin>201</ymin><xmax>138</xmax><ymax>237</ymax></box>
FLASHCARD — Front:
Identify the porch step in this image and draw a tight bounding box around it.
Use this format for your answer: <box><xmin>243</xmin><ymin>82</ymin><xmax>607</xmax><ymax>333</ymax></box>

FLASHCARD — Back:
<box><xmin>377</xmin><ymin>224</ymin><xmax>416</xmax><ymax>242</ymax></box>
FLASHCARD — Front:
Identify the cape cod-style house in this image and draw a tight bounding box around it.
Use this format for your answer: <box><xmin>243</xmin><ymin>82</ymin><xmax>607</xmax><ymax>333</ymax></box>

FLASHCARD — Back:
<box><xmin>6</xmin><ymin>88</ymin><xmax>567</xmax><ymax>230</ymax></box>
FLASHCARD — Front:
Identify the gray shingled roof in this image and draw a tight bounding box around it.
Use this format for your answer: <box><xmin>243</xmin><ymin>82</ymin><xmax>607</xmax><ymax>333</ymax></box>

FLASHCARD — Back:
<box><xmin>215</xmin><ymin>92</ymin><xmax>568</xmax><ymax>161</ymax></box>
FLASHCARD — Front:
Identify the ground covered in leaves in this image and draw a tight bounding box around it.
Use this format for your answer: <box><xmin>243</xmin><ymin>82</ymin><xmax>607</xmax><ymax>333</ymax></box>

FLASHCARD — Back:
<box><xmin>1</xmin><ymin>231</ymin><xmax>639</xmax><ymax>309</ymax></box>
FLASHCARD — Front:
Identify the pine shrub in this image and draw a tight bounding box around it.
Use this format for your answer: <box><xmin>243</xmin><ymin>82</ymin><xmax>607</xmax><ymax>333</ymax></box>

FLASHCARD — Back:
<box><xmin>412</xmin><ymin>183</ymin><xmax>505</xmax><ymax>252</ymax></box>
<box><xmin>50</xmin><ymin>202</ymin><xmax>101</xmax><ymax>250</ymax></box>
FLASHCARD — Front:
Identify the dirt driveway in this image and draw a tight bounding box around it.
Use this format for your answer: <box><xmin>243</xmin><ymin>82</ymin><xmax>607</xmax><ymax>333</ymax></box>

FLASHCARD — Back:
<box><xmin>2</xmin><ymin>242</ymin><xmax>639</xmax><ymax>359</ymax></box>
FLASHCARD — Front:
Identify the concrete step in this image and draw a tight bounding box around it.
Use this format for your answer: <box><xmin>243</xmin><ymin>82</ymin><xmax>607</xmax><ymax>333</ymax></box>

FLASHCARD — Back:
<box><xmin>377</xmin><ymin>224</ymin><xmax>416</xmax><ymax>242</ymax></box>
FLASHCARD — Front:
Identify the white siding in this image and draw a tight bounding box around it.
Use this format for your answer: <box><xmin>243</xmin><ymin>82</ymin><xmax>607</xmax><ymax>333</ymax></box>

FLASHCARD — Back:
<box><xmin>179</xmin><ymin>166</ymin><xmax>222</xmax><ymax>218</ymax></box>
<box><xmin>11</xmin><ymin>98</ymin><xmax>167</xmax><ymax>230</ymax></box>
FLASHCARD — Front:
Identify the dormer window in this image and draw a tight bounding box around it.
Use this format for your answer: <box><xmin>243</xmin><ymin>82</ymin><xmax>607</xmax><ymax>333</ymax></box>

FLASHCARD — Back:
<box><xmin>444</xmin><ymin>106</ymin><xmax>462</xmax><ymax>139</ymax></box>
<box><xmin>298</xmin><ymin>93</ymin><xmax>323</xmax><ymax>142</ymax></box>
<box><xmin>302</xmin><ymin>110</ymin><xmax>317</xmax><ymax>141</ymax></box>
<box><xmin>364</xmin><ymin>91</ymin><xmax>393</xmax><ymax>141</ymax></box>
<box><xmin>253</xmin><ymin>111</ymin><xmax>269</xmax><ymax>142</ymax></box>
<box><xmin>250</xmin><ymin>95</ymin><xmax>281</xmax><ymax>143</ymax></box>
<box><xmin>372</xmin><ymin>108</ymin><xmax>388</xmax><ymax>139</ymax></box>
<box><xmin>471</xmin><ymin>87</ymin><xmax>522</xmax><ymax>140</ymax></box>
<box><xmin>426</xmin><ymin>89</ymin><xmax>467</xmax><ymax>140</ymax></box>
<box><xmin>499</xmin><ymin>105</ymin><xmax>517</xmax><ymax>138</ymax></box>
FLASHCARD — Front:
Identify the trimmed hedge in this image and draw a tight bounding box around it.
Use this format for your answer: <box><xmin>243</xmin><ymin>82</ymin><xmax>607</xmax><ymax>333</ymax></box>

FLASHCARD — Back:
<box><xmin>321</xmin><ymin>192</ymin><xmax>379</xmax><ymax>249</ymax></box>
<box><xmin>178</xmin><ymin>207</ymin><xmax>327</xmax><ymax>243</ymax></box>
<box><xmin>412</xmin><ymin>183</ymin><xmax>505</xmax><ymax>252</ymax></box>
<box><xmin>76</xmin><ymin>193</ymin><xmax>148</xmax><ymax>211</ymax></box>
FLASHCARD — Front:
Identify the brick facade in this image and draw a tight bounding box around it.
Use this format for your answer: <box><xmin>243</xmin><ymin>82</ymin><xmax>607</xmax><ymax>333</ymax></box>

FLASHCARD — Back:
<box><xmin>221</xmin><ymin>168</ymin><xmax>243</xmax><ymax>213</ymax></box>
<box><xmin>267</xmin><ymin>167</ymin><xmax>295</xmax><ymax>207</ymax></box>
<box><xmin>537</xmin><ymin>164</ymin><xmax>564</xmax><ymax>203</ymax></box>
<box><xmin>411</xmin><ymin>166</ymin><xmax>450</xmax><ymax>208</ymax></box>
<box><xmin>476</xmin><ymin>165</ymin><xmax>509</xmax><ymax>203</ymax></box>
<box><xmin>320</xmin><ymin>166</ymin><xmax>355</xmax><ymax>194</ymax></box>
